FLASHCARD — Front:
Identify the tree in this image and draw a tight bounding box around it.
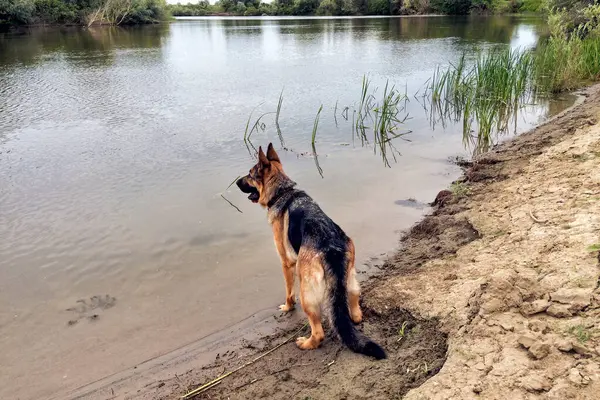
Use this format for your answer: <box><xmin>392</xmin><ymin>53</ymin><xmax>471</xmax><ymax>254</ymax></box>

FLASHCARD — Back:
<box><xmin>293</xmin><ymin>0</ymin><xmax>318</xmax><ymax>14</ymax></box>
<box><xmin>0</xmin><ymin>0</ymin><xmax>35</xmax><ymax>23</ymax></box>
<box><xmin>317</xmin><ymin>0</ymin><xmax>344</xmax><ymax>14</ymax></box>
<box><xmin>430</xmin><ymin>0</ymin><xmax>472</xmax><ymax>14</ymax></box>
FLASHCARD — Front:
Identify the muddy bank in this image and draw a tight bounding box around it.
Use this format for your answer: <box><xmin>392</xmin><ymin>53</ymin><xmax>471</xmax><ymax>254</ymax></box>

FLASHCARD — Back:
<box><xmin>103</xmin><ymin>84</ymin><xmax>600</xmax><ymax>399</ymax></box>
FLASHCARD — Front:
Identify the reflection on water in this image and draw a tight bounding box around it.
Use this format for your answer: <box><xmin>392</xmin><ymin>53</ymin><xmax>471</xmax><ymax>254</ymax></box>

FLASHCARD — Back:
<box><xmin>0</xmin><ymin>25</ymin><xmax>168</xmax><ymax>67</ymax></box>
<box><xmin>0</xmin><ymin>16</ymin><xmax>573</xmax><ymax>400</ymax></box>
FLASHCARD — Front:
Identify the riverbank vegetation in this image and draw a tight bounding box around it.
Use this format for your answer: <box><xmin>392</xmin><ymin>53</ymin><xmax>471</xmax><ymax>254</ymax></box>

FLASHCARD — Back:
<box><xmin>168</xmin><ymin>0</ymin><xmax>543</xmax><ymax>18</ymax></box>
<box><xmin>0</xmin><ymin>0</ymin><xmax>168</xmax><ymax>25</ymax></box>
<box><xmin>422</xmin><ymin>0</ymin><xmax>600</xmax><ymax>153</ymax></box>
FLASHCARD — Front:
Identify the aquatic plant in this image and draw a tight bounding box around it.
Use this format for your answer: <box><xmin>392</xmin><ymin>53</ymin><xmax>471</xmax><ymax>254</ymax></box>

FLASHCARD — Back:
<box><xmin>425</xmin><ymin>47</ymin><xmax>534</xmax><ymax>154</ymax></box>
<box><xmin>353</xmin><ymin>75</ymin><xmax>411</xmax><ymax>166</ymax></box>
<box><xmin>311</xmin><ymin>104</ymin><xmax>324</xmax><ymax>178</ymax></box>
<box><xmin>533</xmin><ymin>35</ymin><xmax>600</xmax><ymax>94</ymax></box>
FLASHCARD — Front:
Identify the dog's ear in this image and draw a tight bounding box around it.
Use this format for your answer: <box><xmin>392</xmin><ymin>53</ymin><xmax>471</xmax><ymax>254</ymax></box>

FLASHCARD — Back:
<box><xmin>266</xmin><ymin>142</ymin><xmax>280</xmax><ymax>163</ymax></box>
<box><xmin>258</xmin><ymin>146</ymin><xmax>270</xmax><ymax>168</ymax></box>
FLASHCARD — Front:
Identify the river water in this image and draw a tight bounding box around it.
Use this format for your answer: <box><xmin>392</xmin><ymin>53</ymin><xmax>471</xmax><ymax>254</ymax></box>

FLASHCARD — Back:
<box><xmin>0</xmin><ymin>16</ymin><xmax>574</xmax><ymax>399</ymax></box>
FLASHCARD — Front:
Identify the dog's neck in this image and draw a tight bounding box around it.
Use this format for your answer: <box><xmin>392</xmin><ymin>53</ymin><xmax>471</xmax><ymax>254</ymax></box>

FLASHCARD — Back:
<box><xmin>266</xmin><ymin>179</ymin><xmax>296</xmax><ymax>209</ymax></box>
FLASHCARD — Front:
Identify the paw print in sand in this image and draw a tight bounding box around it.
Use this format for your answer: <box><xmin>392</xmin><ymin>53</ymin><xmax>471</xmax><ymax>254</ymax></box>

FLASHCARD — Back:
<box><xmin>66</xmin><ymin>294</ymin><xmax>116</xmax><ymax>326</ymax></box>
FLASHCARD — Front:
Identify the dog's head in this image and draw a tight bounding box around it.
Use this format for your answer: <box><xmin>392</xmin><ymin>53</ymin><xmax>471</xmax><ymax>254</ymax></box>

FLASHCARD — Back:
<box><xmin>236</xmin><ymin>143</ymin><xmax>283</xmax><ymax>207</ymax></box>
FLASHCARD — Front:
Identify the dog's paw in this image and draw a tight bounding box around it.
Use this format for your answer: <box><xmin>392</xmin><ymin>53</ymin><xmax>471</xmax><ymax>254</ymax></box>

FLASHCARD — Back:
<box><xmin>351</xmin><ymin>309</ymin><xmax>363</xmax><ymax>324</ymax></box>
<box><xmin>296</xmin><ymin>336</ymin><xmax>318</xmax><ymax>350</ymax></box>
<box><xmin>295</xmin><ymin>336</ymin><xmax>308</xmax><ymax>349</ymax></box>
<box><xmin>278</xmin><ymin>303</ymin><xmax>294</xmax><ymax>312</ymax></box>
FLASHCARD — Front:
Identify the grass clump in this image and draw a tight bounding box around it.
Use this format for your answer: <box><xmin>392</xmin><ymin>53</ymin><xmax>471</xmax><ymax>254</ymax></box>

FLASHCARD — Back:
<box><xmin>450</xmin><ymin>181</ymin><xmax>470</xmax><ymax>197</ymax></box>
<box><xmin>568</xmin><ymin>325</ymin><xmax>591</xmax><ymax>343</ymax></box>
<box><xmin>354</xmin><ymin>75</ymin><xmax>411</xmax><ymax>167</ymax></box>
<box><xmin>586</xmin><ymin>243</ymin><xmax>600</xmax><ymax>252</ymax></box>
<box><xmin>533</xmin><ymin>35</ymin><xmax>600</xmax><ymax>94</ymax></box>
<box><xmin>426</xmin><ymin>47</ymin><xmax>533</xmax><ymax>155</ymax></box>
<box><xmin>397</xmin><ymin>321</ymin><xmax>409</xmax><ymax>342</ymax></box>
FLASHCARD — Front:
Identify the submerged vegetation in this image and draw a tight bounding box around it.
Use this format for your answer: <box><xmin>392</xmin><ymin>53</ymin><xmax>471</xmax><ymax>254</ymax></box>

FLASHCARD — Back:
<box><xmin>242</xmin><ymin>75</ymin><xmax>412</xmax><ymax>172</ymax></box>
<box><xmin>355</xmin><ymin>76</ymin><xmax>411</xmax><ymax>166</ymax></box>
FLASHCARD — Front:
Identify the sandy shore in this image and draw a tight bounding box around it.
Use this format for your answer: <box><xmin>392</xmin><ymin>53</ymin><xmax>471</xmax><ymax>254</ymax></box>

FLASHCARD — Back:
<box><xmin>75</xmin><ymin>85</ymin><xmax>600</xmax><ymax>399</ymax></box>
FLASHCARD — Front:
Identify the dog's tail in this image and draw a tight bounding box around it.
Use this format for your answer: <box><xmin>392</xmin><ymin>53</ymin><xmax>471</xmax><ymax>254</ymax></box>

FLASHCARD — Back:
<box><xmin>325</xmin><ymin>249</ymin><xmax>387</xmax><ymax>360</ymax></box>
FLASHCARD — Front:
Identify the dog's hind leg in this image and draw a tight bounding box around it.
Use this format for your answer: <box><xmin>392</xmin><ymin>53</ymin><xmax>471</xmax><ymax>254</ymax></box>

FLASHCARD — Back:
<box><xmin>295</xmin><ymin>249</ymin><xmax>325</xmax><ymax>350</ymax></box>
<box><xmin>346</xmin><ymin>239</ymin><xmax>363</xmax><ymax>324</ymax></box>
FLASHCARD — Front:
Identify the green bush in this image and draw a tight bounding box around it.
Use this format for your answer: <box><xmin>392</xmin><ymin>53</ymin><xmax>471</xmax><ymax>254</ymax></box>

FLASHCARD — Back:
<box><xmin>121</xmin><ymin>0</ymin><xmax>168</xmax><ymax>24</ymax></box>
<box><xmin>430</xmin><ymin>0</ymin><xmax>473</xmax><ymax>14</ymax></box>
<box><xmin>293</xmin><ymin>0</ymin><xmax>319</xmax><ymax>14</ymax></box>
<box><xmin>258</xmin><ymin>2</ymin><xmax>273</xmax><ymax>13</ymax></box>
<box><xmin>395</xmin><ymin>0</ymin><xmax>432</xmax><ymax>14</ymax></box>
<box><xmin>1</xmin><ymin>0</ymin><xmax>35</xmax><ymax>24</ymax></box>
<box><xmin>316</xmin><ymin>0</ymin><xmax>342</xmax><ymax>14</ymax></box>
<box><xmin>519</xmin><ymin>0</ymin><xmax>542</xmax><ymax>11</ymax></box>
<box><xmin>534</xmin><ymin>34</ymin><xmax>600</xmax><ymax>92</ymax></box>
<box><xmin>244</xmin><ymin>5</ymin><xmax>261</xmax><ymax>14</ymax></box>
<box><xmin>545</xmin><ymin>1</ymin><xmax>600</xmax><ymax>38</ymax></box>
<box><xmin>33</xmin><ymin>0</ymin><xmax>76</xmax><ymax>23</ymax></box>
<box><xmin>367</xmin><ymin>0</ymin><xmax>390</xmax><ymax>14</ymax></box>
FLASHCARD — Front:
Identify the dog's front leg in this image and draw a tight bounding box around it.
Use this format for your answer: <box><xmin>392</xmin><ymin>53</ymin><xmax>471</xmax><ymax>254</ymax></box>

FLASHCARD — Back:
<box><xmin>279</xmin><ymin>262</ymin><xmax>296</xmax><ymax>312</ymax></box>
<box><xmin>272</xmin><ymin>220</ymin><xmax>295</xmax><ymax>312</ymax></box>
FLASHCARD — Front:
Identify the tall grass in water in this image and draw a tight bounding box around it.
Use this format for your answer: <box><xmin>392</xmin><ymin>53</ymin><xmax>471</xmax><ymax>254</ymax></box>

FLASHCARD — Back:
<box><xmin>275</xmin><ymin>89</ymin><xmax>285</xmax><ymax>147</ymax></box>
<box><xmin>533</xmin><ymin>36</ymin><xmax>600</xmax><ymax>94</ymax></box>
<box><xmin>372</xmin><ymin>81</ymin><xmax>410</xmax><ymax>167</ymax></box>
<box><xmin>426</xmin><ymin>48</ymin><xmax>533</xmax><ymax>154</ymax></box>
<box><xmin>354</xmin><ymin>75</ymin><xmax>411</xmax><ymax>166</ymax></box>
<box><xmin>428</xmin><ymin>35</ymin><xmax>600</xmax><ymax>155</ymax></box>
<box><xmin>311</xmin><ymin>105</ymin><xmax>324</xmax><ymax>178</ymax></box>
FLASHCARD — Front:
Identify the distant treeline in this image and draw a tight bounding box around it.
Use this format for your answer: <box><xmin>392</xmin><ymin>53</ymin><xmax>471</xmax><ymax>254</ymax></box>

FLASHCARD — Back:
<box><xmin>168</xmin><ymin>0</ymin><xmax>544</xmax><ymax>17</ymax></box>
<box><xmin>0</xmin><ymin>0</ymin><xmax>168</xmax><ymax>25</ymax></box>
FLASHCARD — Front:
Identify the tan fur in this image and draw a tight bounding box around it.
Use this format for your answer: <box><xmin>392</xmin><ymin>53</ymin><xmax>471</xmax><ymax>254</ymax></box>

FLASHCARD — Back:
<box><xmin>345</xmin><ymin>239</ymin><xmax>362</xmax><ymax>324</ymax></box>
<box><xmin>295</xmin><ymin>247</ymin><xmax>326</xmax><ymax>350</ymax></box>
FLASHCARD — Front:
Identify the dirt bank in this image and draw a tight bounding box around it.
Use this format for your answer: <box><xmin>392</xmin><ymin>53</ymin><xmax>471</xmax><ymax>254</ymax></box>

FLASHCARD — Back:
<box><xmin>132</xmin><ymin>85</ymin><xmax>599</xmax><ymax>399</ymax></box>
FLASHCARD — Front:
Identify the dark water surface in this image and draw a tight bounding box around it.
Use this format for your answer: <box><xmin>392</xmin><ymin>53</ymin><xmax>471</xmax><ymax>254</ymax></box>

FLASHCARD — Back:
<box><xmin>0</xmin><ymin>16</ymin><xmax>574</xmax><ymax>399</ymax></box>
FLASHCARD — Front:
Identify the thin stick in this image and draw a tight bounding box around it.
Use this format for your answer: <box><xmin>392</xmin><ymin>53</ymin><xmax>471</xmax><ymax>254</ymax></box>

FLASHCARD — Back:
<box><xmin>181</xmin><ymin>323</ymin><xmax>308</xmax><ymax>399</ymax></box>
<box><xmin>233</xmin><ymin>378</ymin><xmax>259</xmax><ymax>391</ymax></box>
<box><xmin>220</xmin><ymin>194</ymin><xmax>243</xmax><ymax>214</ymax></box>
<box><xmin>333</xmin><ymin>100</ymin><xmax>338</xmax><ymax>127</ymax></box>
<box><xmin>529</xmin><ymin>210</ymin><xmax>547</xmax><ymax>223</ymax></box>
<box><xmin>226</xmin><ymin>176</ymin><xmax>241</xmax><ymax>190</ymax></box>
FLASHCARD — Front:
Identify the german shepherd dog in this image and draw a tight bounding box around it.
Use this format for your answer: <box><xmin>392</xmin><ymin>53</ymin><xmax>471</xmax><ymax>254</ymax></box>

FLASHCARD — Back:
<box><xmin>236</xmin><ymin>143</ymin><xmax>386</xmax><ymax>359</ymax></box>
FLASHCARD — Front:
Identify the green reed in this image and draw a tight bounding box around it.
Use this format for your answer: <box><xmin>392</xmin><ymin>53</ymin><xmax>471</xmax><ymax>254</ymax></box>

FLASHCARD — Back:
<box><xmin>352</xmin><ymin>75</ymin><xmax>411</xmax><ymax>166</ymax></box>
<box><xmin>426</xmin><ymin>36</ymin><xmax>600</xmax><ymax>155</ymax></box>
<box><xmin>533</xmin><ymin>35</ymin><xmax>600</xmax><ymax>94</ymax></box>
<box><xmin>354</xmin><ymin>75</ymin><xmax>373</xmax><ymax>146</ymax></box>
<box><xmin>311</xmin><ymin>104</ymin><xmax>324</xmax><ymax>178</ymax></box>
<box><xmin>426</xmin><ymin>47</ymin><xmax>533</xmax><ymax>155</ymax></box>
<box><xmin>242</xmin><ymin>76</ymin><xmax>412</xmax><ymax>173</ymax></box>
<box><xmin>275</xmin><ymin>89</ymin><xmax>285</xmax><ymax>147</ymax></box>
